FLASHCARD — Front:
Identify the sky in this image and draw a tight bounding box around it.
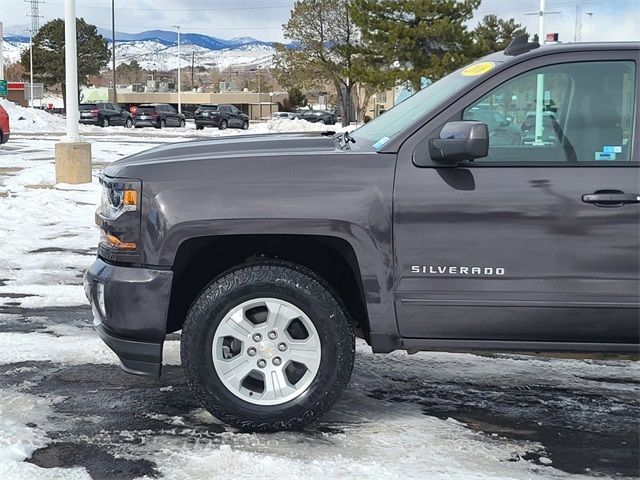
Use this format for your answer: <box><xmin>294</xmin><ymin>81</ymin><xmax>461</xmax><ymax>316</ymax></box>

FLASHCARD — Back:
<box><xmin>0</xmin><ymin>0</ymin><xmax>638</xmax><ymax>43</ymax></box>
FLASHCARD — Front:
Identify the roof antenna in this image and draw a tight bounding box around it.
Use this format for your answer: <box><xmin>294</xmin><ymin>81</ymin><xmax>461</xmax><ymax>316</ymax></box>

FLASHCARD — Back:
<box><xmin>504</xmin><ymin>34</ymin><xmax>540</xmax><ymax>56</ymax></box>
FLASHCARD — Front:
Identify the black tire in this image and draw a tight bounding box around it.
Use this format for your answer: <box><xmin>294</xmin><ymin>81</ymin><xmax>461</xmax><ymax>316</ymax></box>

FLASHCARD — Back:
<box><xmin>181</xmin><ymin>261</ymin><xmax>355</xmax><ymax>431</ymax></box>
<box><xmin>196</xmin><ymin>124</ymin><xmax>204</xmax><ymax>130</ymax></box>
<box><xmin>180</xmin><ymin>119</ymin><xmax>186</xmax><ymax>128</ymax></box>
<box><xmin>125</xmin><ymin>118</ymin><xmax>133</xmax><ymax>128</ymax></box>
<box><xmin>242</xmin><ymin>120</ymin><xmax>249</xmax><ymax>130</ymax></box>
<box><xmin>101</xmin><ymin>117</ymin><xmax>110</xmax><ymax>127</ymax></box>
<box><xmin>157</xmin><ymin>119</ymin><xmax>166</xmax><ymax>129</ymax></box>
<box><xmin>219</xmin><ymin>119</ymin><xmax>228</xmax><ymax>130</ymax></box>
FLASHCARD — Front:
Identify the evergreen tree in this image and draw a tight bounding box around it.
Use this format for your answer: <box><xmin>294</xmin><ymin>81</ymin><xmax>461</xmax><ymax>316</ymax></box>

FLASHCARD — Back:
<box><xmin>21</xmin><ymin>18</ymin><xmax>110</xmax><ymax>109</ymax></box>
<box><xmin>351</xmin><ymin>0</ymin><xmax>480</xmax><ymax>91</ymax></box>
<box><xmin>473</xmin><ymin>14</ymin><xmax>526</xmax><ymax>56</ymax></box>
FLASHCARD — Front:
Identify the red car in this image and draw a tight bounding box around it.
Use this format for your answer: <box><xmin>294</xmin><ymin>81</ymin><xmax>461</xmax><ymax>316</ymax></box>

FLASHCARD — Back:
<box><xmin>0</xmin><ymin>104</ymin><xmax>10</xmax><ymax>144</ymax></box>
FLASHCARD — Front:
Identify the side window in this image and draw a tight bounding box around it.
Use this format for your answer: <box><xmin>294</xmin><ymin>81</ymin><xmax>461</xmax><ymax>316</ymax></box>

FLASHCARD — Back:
<box><xmin>462</xmin><ymin>60</ymin><xmax>636</xmax><ymax>163</ymax></box>
<box><xmin>167</xmin><ymin>105</ymin><xmax>176</xmax><ymax>113</ymax></box>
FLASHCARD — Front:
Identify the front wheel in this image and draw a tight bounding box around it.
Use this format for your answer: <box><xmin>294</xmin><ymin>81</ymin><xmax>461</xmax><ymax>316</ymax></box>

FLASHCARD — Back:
<box><xmin>180</xmin><ymin>119</ymin><xmax>186</xmax><ymax>128</ymax></box>
<box><xmin>101</xmin><ymin>117</ymin><xmax>110</xmax><ymax>127</ymax></box>
<box><xmin>219</xmin><ymin>119</ymin><xmax>228</xmax><ymax>130</ymax></box>
<box><xmin>125</xmin><ymin>118</ymin><xmax>133</xmax><ymax>128</ymax></box>
<box><xmin>242</xmin><ymin>120</ymin><xmax>249</xmax><ymax>130</ymax></box>
<box><xmin>181</xmin><ymin>261</ymin><xmax>355</xmax><ymax>431</ymax></box>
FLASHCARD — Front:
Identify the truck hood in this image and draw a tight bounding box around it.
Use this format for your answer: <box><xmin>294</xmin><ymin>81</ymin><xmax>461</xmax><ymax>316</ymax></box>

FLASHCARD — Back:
<box><xmin>104</xmin><ymin>132</ymin><xmax>338</xmax><ymax>177</ymax></box>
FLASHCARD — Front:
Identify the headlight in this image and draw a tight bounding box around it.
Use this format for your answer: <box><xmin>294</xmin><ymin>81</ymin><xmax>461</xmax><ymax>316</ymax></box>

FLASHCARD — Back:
<box><xmin>97</xmin><ymin>177</ymin><xmax>142</xmax><ymax>253</ymax></box>
<box><xmin>100</xmin><ymin>179</ymin><xmax>139</xmax><ymax>220</ymax></box>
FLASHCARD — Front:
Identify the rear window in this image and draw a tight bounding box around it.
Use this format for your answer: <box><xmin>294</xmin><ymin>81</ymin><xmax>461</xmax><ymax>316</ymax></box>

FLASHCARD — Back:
<box><xmin>137</xmin><ymin>106</ymin><xmax>157</xmax><ymax>113</ymax></box>
<box><xmin>79</xmin><ymin>104</ymin><xmax>97</xmax><ymax>110</ymax></box>
<box><xmin>200</xmin><ymin>105</ymin><xmax>219</xmax><ymax>110</ymax></box>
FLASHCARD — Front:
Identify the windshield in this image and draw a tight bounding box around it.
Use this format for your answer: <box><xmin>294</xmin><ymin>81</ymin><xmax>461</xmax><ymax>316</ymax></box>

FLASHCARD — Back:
<box><xmin>349</xmin><ymin>60</ymin><xmax>501</xmax><ymax>151</ymax></box>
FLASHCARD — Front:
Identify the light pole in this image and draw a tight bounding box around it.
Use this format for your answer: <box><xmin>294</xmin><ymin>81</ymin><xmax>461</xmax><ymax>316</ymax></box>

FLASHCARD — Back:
<box><xmin>586</xmin><ymin>12</ymin><xmax>593</xmax><ymax>41</ymax></box>
<box><xmin>111</xmin><ymin>0</ymin><xmax>117</xmax><ymax>103</ymax></box>
<box><xmin>0</xmin><ymin>22</ymin><xmax>4</xmax><ymax>80</ymax></box>
<box><xmin>173</xmin><ymin>25</ymin><xmax>181</xmax><ymax>113</ymax></box>
<box><xmin>55</xmin><ymin>0</ymin><xmax>91</xmax><ymax>185</ymax></box>
<box><xmin>29</xmin><ymin>28</ymin><xmax>34</xmax><ymax>107</ymax></box>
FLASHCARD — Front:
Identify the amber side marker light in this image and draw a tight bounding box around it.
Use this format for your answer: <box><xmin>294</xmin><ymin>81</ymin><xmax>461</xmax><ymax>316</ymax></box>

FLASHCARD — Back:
<box><xmin>123</xmin><ymin>190</ymin><xmax>137</xmax><ymax>207</ymax></box>
<box><xmin>103</xmin><ymin>233</ymin><xmax>137</xmax><ymax>251</ymax></box>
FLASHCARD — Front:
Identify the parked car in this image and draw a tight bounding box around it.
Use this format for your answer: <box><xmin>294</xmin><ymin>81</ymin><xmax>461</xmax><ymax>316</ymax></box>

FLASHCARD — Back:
<box><xmin>463</xmin><ymin>107</ymin><xmax>522</xmax><ymax>145</ymax></box>
<box><xmin>271</xmin><ymin>111</ymin><xmax>297</xmax><ymax>120</ymax></box>
<box><xmin>296</xmin><ymin>109</ymin><xmax>336</xmax><ymax>125</ymax></box>
<box><xmin>0</xmin><ymin>104</ymin><xmax>10</xmax><ymax>144</ymax></box>
<box><xmin>520</xmin><ymin>111</ymin><xmax>560</xmax><ymax>144</ymax></box>
<box><xmin>79</xmin><ymin>102</ymin><xmax>134</xmax><ymax>128</ymax></box>
<box><xmin>195</xmin><ymin>104</ymin><xmax>249</xmax><ymax>130</ymax></box>
<box><xmin>133</xmin><ymin>104</ymin><xmax>186</xmax><ymax>129</ymax></box>
<box><xmin>85</xmin><ymin>39</ymin><xmax>639</xmax><ymax>432</ymax></box>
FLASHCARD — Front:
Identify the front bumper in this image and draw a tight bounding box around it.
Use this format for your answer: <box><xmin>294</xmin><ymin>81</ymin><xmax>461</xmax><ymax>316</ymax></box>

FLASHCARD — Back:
<box><xmin>84</xmin><ymin>258</ymin><xmax>173</xmax><ymax>377</ymax></box>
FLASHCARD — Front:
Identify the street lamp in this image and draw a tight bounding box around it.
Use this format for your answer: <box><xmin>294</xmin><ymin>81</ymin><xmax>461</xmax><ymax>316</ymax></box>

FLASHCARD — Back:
<box><xmin>111</xmin><ymin>0</ymin><xmax>117</xmax><ymax>103</ymax></box>
<box><xmin>172</xmin><ymin>25</ymin><xmax>181</xmax><ymax>113</ymax></box>
<box><xmin>586</xmin><ymin>12</ymin><xmax>594</xmax><ymax>41</ymax></box>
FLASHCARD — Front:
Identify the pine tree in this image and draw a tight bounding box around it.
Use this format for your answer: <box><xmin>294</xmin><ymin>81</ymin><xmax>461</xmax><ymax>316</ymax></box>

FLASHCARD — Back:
<box><xmin>351</xmin><ymin>0</ymin><xmax>480</xmax><ymax>91</ymax></box>
<box><xmin>473</xmin><ymin>15</ymin><xmax>526</xmax><ymax>56</ymax></box>
<box><xmin>21</xmin><ymin>18</ymin><xmax>111</xmax><ymax>109</ymax></box>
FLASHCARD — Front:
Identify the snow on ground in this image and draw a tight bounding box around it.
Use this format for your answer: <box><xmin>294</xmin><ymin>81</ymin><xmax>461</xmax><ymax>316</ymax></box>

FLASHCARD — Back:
<box><xmin>0</xmin><ymin>117</ymin><xmax>637</xmax><ymax>479</ymax></box>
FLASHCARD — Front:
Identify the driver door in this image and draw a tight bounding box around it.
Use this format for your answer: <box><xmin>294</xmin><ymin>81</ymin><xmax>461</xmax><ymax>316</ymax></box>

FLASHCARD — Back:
<box><xmin>393</xmin><ymin>52</ymin><xmax>639</xmax><ymax>347</ymax></box>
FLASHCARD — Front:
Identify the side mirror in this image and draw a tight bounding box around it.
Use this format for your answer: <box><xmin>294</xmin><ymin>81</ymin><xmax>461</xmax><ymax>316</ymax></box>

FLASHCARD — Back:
<box><xmin>428</xmin><ymin>121</ymin><xmax>489</xmax><ymax>165</ymax></box>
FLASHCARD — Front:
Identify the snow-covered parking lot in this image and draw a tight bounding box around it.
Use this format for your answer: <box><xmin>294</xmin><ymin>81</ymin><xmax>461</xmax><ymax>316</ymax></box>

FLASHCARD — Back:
<box><xmin>0</xmin><ymin>105</ymin><xmax>638</xmax><ymax>480</ymax></box>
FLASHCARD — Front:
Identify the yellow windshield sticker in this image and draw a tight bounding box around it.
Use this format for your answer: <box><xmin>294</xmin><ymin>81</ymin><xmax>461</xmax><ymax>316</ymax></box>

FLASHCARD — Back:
<box><xmin>461</xmin><ymin>62</ymin><xmax>496</xmax><ymax>77</ymax></box>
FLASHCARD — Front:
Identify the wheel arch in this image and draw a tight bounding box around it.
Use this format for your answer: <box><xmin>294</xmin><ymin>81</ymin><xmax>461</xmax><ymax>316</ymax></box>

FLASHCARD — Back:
<box><xmin>167</xmin><ymin>234</ymin><xmax>371</xmax><ymax>341</ymax></box>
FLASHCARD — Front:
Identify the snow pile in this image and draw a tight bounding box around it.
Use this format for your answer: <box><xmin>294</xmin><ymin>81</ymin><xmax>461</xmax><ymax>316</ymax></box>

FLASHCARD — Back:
<box><xmin>255</xmin><ymin>117</ymin><xmax>338</xmax><ymax>133</ymax></box>
<box><xmin>0</xmin><ymin>99</ymin><xmax>66</xmax><ymax>133</ymax></box>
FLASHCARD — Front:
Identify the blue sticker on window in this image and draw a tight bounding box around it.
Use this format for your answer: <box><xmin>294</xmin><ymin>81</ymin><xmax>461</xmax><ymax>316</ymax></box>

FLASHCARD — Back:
<box><xmin>595</xmin><ymin>152</ymin><xmax>616</xmax><ymax>161</ymax></box>
<box><xmin>373</xmin><ymin>136</ymin><xmax>390</xmax><ymax>150</ymax></box>
<box><xmin>603</xmin><ymin>145</ymin><xmax>622</xmax><ymax>154</ymax></box>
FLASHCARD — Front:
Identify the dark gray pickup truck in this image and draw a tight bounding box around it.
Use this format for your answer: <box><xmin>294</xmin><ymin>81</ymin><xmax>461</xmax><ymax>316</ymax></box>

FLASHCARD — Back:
<box><xmin>85</xmin><ymin>40</ymin><xmax>640</xmax><ymax>431</ymax></box>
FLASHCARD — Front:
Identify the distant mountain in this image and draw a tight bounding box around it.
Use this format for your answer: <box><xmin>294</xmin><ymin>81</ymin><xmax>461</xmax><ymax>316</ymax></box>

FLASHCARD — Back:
<box><xmin>96</xmin><ymin>29</ymin><xmax>273</xmax><ymax>50</ymax></box>
<box><xmin>3</xmin><ymin>33</ymin><xmax>276</xmax><ymax>72</ymax></box>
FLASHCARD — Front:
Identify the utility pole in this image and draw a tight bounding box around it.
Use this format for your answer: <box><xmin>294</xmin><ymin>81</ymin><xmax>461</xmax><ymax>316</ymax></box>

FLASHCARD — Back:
<box><xmin>172</xmin><ymin>25</ymin><xmax>181</xmax><ymax>113</ymax></box>
<box><xmin>26</xmin><ymin>0</ymin><xmax>44</xmax><ymax>108</ymax></box>
<box><xmin>574</xmin><ymin>4</ymin><xmax>582</xmax><ymax>42</ymax></box>
<box><xmin>191</xmin><ymin>50</ymin><xmax>194</xmax><ymax>91</ymax></box>
<box><xmin>111</xmin><ymin>0</ymin><xmax>116</xmax><ymax>103</ymax></box>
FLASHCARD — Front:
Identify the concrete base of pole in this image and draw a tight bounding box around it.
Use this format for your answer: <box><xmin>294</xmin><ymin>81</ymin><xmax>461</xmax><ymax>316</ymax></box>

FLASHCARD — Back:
<box><xmin>55</xmin><ymin>142</ymin><xmax>92</xmax><ymax>184</ymax></box>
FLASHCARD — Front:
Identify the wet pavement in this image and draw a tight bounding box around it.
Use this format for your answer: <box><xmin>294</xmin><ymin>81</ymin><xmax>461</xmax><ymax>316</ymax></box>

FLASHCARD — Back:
<box><xmin>1</xmin><ymin>304</ymin><xmax>638</xmax><ymax>479</ymax></box>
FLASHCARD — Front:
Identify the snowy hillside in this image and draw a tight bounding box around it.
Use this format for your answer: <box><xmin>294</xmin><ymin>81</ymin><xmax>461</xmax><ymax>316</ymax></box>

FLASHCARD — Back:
<box><xmin>115</xmin><ymin>41</ymin><xmax>275</xmax><ymax>71</ymax></box>
<box><xmin>2</xmin><ymin>35</ymin><xmax>276</xmax><ymax>71</ymax></box>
